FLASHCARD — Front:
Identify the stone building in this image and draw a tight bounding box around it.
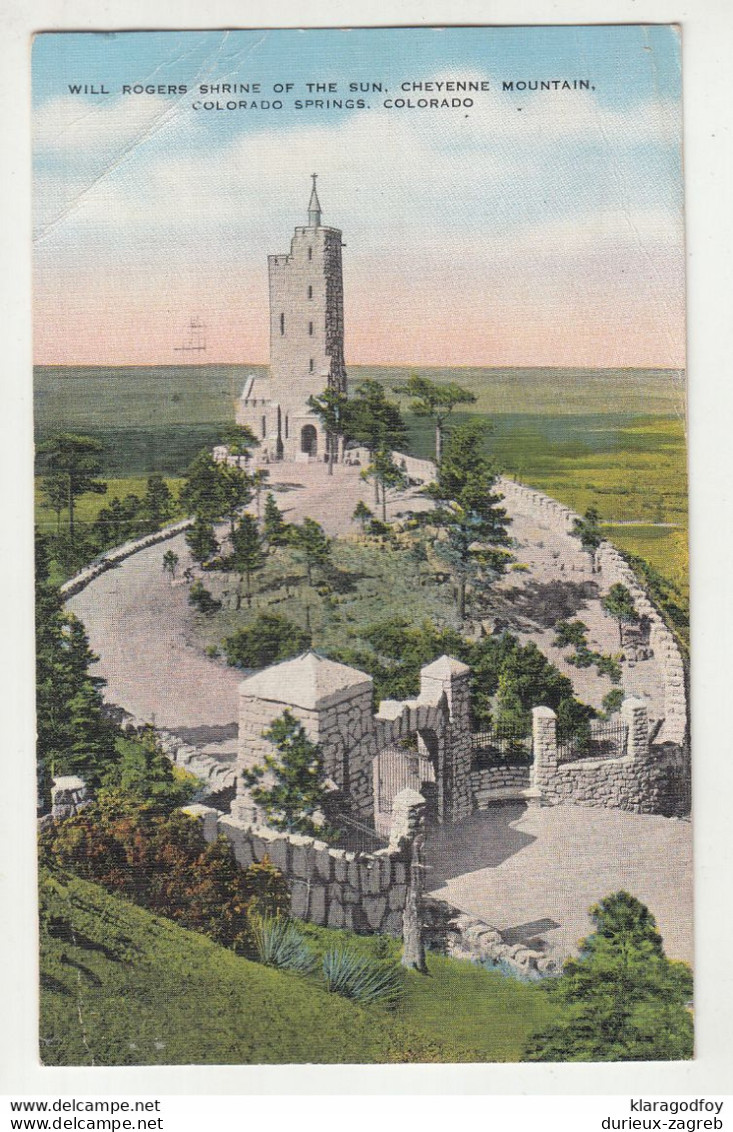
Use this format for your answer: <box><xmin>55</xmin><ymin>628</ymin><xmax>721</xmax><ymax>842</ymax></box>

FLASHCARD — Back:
<box><xmin>235</xmin><ymin>176</ymin><xmax>347</xmax><ymax>463</ymax></box>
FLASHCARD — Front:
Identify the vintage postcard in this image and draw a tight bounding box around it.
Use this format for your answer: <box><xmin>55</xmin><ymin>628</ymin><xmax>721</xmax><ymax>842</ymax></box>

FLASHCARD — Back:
<box><xmin>33</xmin><ymin>25</ymin><xmax>691</xmax><ymax>1066</ymax></box>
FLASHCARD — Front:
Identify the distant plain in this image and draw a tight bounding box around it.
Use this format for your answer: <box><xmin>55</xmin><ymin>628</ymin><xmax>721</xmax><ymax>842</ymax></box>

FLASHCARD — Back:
<box><xmin>34</xmin><ymin>364</ymin><xmax>688</xmax><ymax>604</ymax></box>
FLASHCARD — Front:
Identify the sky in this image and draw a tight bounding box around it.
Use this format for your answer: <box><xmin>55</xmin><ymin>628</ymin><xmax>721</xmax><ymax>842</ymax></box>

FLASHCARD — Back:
<box><xmin>32</xmin><ymin>26</ymin><xmax>685</xmax><ymax>368</ymax></box>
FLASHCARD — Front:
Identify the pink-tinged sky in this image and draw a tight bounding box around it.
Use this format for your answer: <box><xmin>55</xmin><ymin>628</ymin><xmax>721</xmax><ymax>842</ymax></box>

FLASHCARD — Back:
<box><xmin>33</xmin><ymin>29</ymin><xmax>685</xmax><ymax>368</ymax></box>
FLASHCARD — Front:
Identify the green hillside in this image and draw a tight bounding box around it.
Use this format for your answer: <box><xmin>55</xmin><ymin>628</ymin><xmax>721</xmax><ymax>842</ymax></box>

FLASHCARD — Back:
<box><xmin>40</xmin><ymin>867</ymin><xmax>556</xmax><ymax>1065</ymax></box>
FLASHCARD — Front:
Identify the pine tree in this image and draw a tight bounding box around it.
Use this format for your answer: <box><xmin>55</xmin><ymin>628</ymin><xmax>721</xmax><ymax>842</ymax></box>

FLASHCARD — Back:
<box><xmin>292</xmin><ymin>517</ymin><xmax>331</xmax><ymax>585</ymax></box>
<box><xmin>243</xmin><ymin>710</ymin><xmax>332</xmax><ymax>836</ymax></box>
<box><xmin>602</xmin><ymin>583</ymin><xmax>640</xmax><ymax>647</ymax></box>
<box><xmin>525</xmin><ymin>892</ymin><xmax>693</xmax><ymax>1061</ymax></box>
<box><xmin>263</xmin><ymin>492</ymin><xmax>287</xmax><ymax>548</ymax></box>
<box><xmin>38</xmin><ymin>434</ymin><xmax>107</xmax><ymax>545</ymax></box>
<box><xmin>392</xmin><ymin>374</ymin><xmax>476</xmax><ymax>464</ymax></box>
<box><xmin>427</xmin><ymin>422</ymin><xmax>511</xmax><ymax>622</ymax></box>
<box><xmin>231</xmin><ymin>513</ymin><xmax>265</xmax><ymax>608</ymax></box>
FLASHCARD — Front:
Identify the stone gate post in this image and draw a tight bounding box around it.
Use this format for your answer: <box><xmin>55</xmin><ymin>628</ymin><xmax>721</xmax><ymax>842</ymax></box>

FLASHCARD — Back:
<box><xmin>419</xmin><ymin>656</ymin><xmax>472</xmax><ymax>822</ymax></box>
<box><xmin>531</xmin><ymin>706</ymin><xmax>558</xmax><ymax>799</ymax></box>
<box><xmin>621</xmin><ymin>696</ymin><xmax>650</xmax><ymax>762</ymax></box>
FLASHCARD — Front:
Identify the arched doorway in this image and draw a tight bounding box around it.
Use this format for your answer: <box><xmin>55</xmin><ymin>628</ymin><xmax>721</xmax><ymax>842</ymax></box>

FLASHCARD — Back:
<box><xmin>301</xmin><ymin>424</ymin><xmax>318</xmax><ymax>456</ymax></box>
<box><xmin>372</xmin><ymin>730</ymin><xmax>440</xmax><ymax>837</ymax></box>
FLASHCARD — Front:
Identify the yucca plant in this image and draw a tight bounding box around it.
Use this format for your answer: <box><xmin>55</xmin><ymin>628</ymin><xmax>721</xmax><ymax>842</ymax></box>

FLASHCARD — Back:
<box><xmin>248</xmin><ymin>914</ymin><xmax>316</xmax><ymax>974</ymax></box>
<box><xmin>322</xmin><ymin>947</ymin><xmax>404</xmax><ymax>1007</ymax></box>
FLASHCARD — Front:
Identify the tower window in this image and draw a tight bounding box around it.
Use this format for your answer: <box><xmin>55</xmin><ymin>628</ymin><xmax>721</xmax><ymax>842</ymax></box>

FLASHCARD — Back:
<box><xmin>308</xmin><ymin>246</ymin><xmax>312</xmax><ymax>261</ymax></box>
<box><xmin>261</xmin><ymin>415</ymin><xmax>267</xmax><ymax>438</ymax></box>
<box><xmin>307</xmin><ymin>285</ymin><xmax>313</xmax><ymax>300</ymax></box>
<box><xmin>309</xmin><ymin>358</ymin><xmax>314</xmax><ymax>373</ymax></box>
<box><xmin>309</xmin><ymin>321</ymin><xmax>313</xmax><ymax>336</ymax></box>
<box><xmin>280</xmin><ymin>312</ymin><xmax>285</xmax><ymax>335</ymax></box>
<box><xmin>285</xmin><ymin>415</ymin><xmax>289</xmax><ymax>439</ymax></box>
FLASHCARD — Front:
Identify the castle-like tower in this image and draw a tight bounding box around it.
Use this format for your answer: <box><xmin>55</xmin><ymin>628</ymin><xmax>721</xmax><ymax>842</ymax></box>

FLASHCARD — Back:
<box><xmin>236</xmin><ymin>177</ymin><xmax>347</xmax><ymax>463</ymax></box>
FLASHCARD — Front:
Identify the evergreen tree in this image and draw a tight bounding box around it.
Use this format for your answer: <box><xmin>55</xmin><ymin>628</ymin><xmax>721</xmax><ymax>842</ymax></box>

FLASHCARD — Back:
<box><xmin>571</xmin><ymin>507</ymin><xmax>604</xmax><ymax>572</ymax></box>
<box><xmin>185</xmin><ymin>516</ymin><xmax>219</xmax><ymax>565</ymax></box>
<box><xmin>352</xmin><ymin>499</ymin><xmax>373</xmax><ymax>532</ymax></box>
<box><xmin>243</xmin><ymin>710</ymin><xmax>332</xmax><ymax>836</ymax></box>
<box><xmin>427</xmin><ymin>422</ymin><xmax>511</xmax><ymax>622</ymax></box>
<box><xmin>360</xmin><ymin>447</ymin><xmax>408</xmax><ymax>523</ymax></box>
<box><xmin>292</xmin><ymin>517</ymin><xmax>331</xmax><ymax>585</ymax></box>
<box><xmin>602</xmin><ymin>583</ymin><xmax>640</xmax><ymax>647</ymax></box>
<box><xmin>37</xmin><ymin>434</ymin><xmax>107</xmax><ymax>545</ymax></box>
<box><xmin>35</xmin><ymin>529</ymin><xmax>118</xmax><ymax>795</ymax></box>
<box><xmin>307</xmin><ymin>387</ymin><xmax>349</xmax><ymax>474</ymax></box>
<box><xmin>141</xmin><ymin>473</ymin><xmax>175</xmax><ymax>530</ymax></box>
<box><xmin>162</xmin><ymin>549</ymin><xmax>179</xmax><ymax>579</ymax></box>
<box><xmin>345</xmin><ymin>381</ymin><xmax>407</xmax><ymax>503</ymax></box>
<box><xmin>231</xmin><ymin>513</ymin><xmax>265</xmax><ymax>609</ymax></box>
<box><xmin>525</xmin><ymin>892</ymin><xmax>693</xmax><ymax>1062</ymax></box>
<box><xmin>392</xmin><ymin>373</ymin><xmax>476</xmax><ymax>464</ymax></box>
<box><xmin>263</xmin><ymin>492</ymin><xmax>287</xmax><ymax>548</ymax></box>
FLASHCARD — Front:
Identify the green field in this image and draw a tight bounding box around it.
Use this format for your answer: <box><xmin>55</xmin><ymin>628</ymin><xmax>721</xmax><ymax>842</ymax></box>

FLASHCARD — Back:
<box><xmin>40</xmin><ymin>867</ymin><xmax>556</xmax><ymax>1065</ymax></box>
<box><xmin>34</xmin><ymin>363</ymin><xmax>689</xmax><ymax>613</ymax></box>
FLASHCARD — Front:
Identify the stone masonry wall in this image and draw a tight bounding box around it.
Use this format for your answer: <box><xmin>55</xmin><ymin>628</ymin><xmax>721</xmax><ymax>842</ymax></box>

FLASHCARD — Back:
<box><xmin>183</xmin><ymin>803</ymin><xmax>409</xmax><ymax>935</ymax></box>
<box><xmin>531</xmin><ymin>701</ymin><xmax>689</xmax><ymax>816</ymax></box>
<box><xmin>498</xmin><ymin>477</ymin><xmax>688</xmax><ymax>750</ymax></box>
<box><xmin>60</xmin><ymin>519</ymin><xmax>193</xmax><ymax>601</ymax></box>
<box><xmin>470</xmin><ymin>765</ymin><xmax>531</xmax><ymax>809</ymax></box>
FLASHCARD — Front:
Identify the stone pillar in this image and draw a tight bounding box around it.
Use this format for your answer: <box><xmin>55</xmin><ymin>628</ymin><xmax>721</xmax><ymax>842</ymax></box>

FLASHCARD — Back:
<box><xmin>621</xmin><ymin>696</ymin><xmax>650</xmax><ymax>762</ymax></box>
<box><xmin>531</xmin><ymin>706</ymin><xmax>557</xmax><ymax>796</ymax></box>
<box><xmin>388</xmin><ymin>787</ymin><xmax>426</xmax><ymax>855</ymax></box>
<box><xmin>388</xmin><ymin>789</ymin><xmax>427</xmax><ymax>972</ymax></box>
<box><xmin>419</xmin><ymin>655</ymin><xmax>472</xmax><ymax>823</ymax></box>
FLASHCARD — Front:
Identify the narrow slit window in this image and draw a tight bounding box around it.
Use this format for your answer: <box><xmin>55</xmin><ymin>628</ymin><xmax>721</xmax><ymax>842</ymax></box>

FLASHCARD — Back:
<box><xmin>285</xmin><ymin>416</ymin><xmax>289</xmax><ymax>439</ymax></box>
<box><xmin>309</xmin><ymin>321</ymin><xmax>313</xmax><ymax>336</ymax></box>
<box><xmin>280</xmin><ymin>312</ymin><xmax>285</xmax><ymax>335</ymax></box>
<box><xmin>309</xmin><ymin>358</ymin><xmax>314</xmax><ymax>373</ymax></box>
<box><xmin>307</xmin><ymin>285</ymin><xmax>313</xmax><ymax>299</ymax></box>
<box><xmin>308</xmin><ymin>246</ymin><xmax>312</xmax><ymax>261</ymax></box>
<box><xmin>261</xmin><ymin>415</ymin><xmax>266</xmax><ymax>438</ymax></box>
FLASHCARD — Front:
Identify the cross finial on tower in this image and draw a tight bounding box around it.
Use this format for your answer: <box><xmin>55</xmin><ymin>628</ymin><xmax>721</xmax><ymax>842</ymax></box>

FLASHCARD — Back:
<box><xmin>308</xmin><ymin>173</ymin><xmax>322</xmax><ymax>228</ymax></box>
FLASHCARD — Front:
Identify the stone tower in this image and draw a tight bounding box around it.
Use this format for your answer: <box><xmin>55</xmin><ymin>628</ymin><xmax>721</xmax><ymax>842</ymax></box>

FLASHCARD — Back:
<box><xmin>236</xmin><ymin>177</ymin><xmax>347</xmax><ymax>463</ymax></box>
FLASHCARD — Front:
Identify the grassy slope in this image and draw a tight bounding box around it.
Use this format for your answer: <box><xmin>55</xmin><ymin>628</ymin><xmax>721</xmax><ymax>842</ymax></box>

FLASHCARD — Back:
<box><xmin>40</xmin><ymin>869</ymin><xmax>556</xmax><ymax>1065</ymax></box>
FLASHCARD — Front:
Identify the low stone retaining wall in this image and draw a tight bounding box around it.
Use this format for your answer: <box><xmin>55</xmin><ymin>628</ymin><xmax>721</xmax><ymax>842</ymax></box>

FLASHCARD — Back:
<box><xmin>60</xmin><ymin>518</ymin><xmax>193</xmax><ymax>600</ymax></box>
<box><xmin>183</xmin><ymin>803</ymin><xmax>409</xmax><ymax>935</ymax></box>
<box><xmin>470</xmin><ymin>765</ymin><xmax>531</xmax><ymax>808</ymax></box>
<box><xmin>532</xmin><ymin>701</ymin><xmax>689</xmax><ymax>816</ymax></box>
<box><xmin>441</xmin><ymin>909</ymin><xmax>558</xmax><ymax>976</ymax></box>
<box><xmin>498</xmin><ymin>477</ymin><xmax>688</xmax><ymax>749</ymax></box>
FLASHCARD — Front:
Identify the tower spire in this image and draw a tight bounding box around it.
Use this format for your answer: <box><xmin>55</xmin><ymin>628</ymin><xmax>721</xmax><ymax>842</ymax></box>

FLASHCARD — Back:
<box><xmin>307</xmin><ymin>173</ymin><xmax>322</xmax><ymax>228</ymax></box>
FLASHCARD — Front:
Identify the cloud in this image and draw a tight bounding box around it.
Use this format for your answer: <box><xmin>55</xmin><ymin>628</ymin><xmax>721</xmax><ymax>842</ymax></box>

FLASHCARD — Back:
<box><xmin>32</xmin><ymin>73</ymin><xmax>685</xmax><ymax>366</ymax></box>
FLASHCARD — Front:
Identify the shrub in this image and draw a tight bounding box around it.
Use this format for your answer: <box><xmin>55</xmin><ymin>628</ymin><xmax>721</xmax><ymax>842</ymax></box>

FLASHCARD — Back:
<box><xmin>223</xmin><ymin>613</ymin><xmax>311</xmax><ymax>669</ymax></box>
<box><xmin>602</xmin><ymin>688</ymin><xmax>625</xmax><ymax>716</ymax></box>
<box><xmin>188</xmin><ymin>579</ymin><xmax>222</xmax><ymax>616</ymax></box>
<box><xmin>39</xmin><ymin>795</ymin><xmax>289</xmax><ymax>954</ymax></box>
<box><xmin>248</xmin><ymin>915</ymin><xmax>316</xmax><ymax>974</ymax></box>
<box><xmin>553</xmin><ymin>620</ymin><xmax>588</xmax><ymax>649</ymax></box>
<box><xmin>322</xmin><ymin>948</ymin><xmax>404</xmax><ymax>1007</ymax></box>
<box><xmin>595</xmin><ymin>654</ymin><xmax>622</xmax><ymax>683</ymax></box>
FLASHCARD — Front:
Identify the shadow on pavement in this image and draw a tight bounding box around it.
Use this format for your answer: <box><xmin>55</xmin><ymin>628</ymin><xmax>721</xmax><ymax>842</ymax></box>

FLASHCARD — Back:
<box><xmin>424</xmin><ymin>803</ymin><xmax>536</xmax><ymax>888</ymax></box>
<box><xmin>500</xmin><ymin>917</ymin><xmax>561</xmax><ymax>946</ymax></box>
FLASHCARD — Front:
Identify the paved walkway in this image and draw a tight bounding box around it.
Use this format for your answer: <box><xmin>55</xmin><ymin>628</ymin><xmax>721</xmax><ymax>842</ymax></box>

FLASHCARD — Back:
<box><xmin>425</xmin><ymin>802</ymin><xmax>693</xmax><ymax>963</ymax></box>
<box><xmin>68</xmin><ymin>464</ymin><xmax>429</xmax><ymax>732</ymax></box>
